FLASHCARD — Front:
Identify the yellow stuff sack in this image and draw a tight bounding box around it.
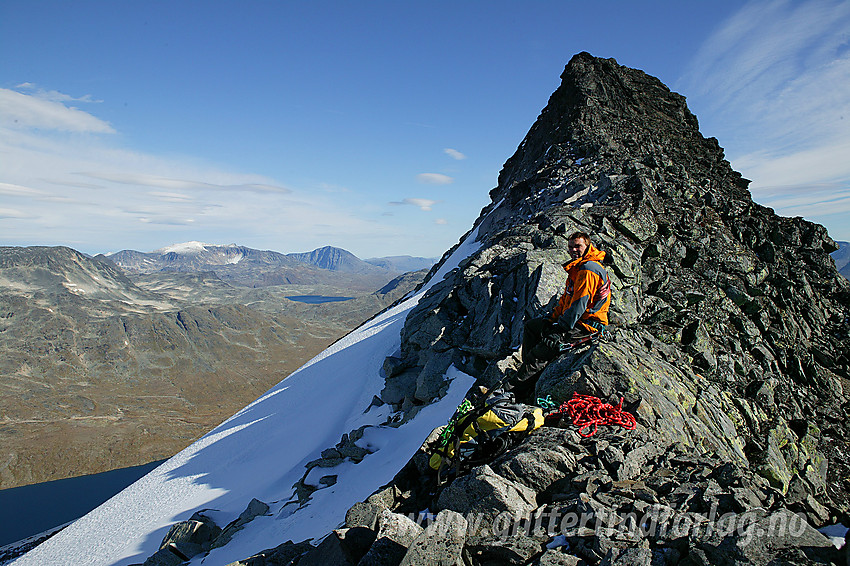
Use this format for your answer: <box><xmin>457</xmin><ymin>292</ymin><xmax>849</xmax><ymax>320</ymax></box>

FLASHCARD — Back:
<box><xmin>428</xmin><ymin>391</ymin><xmax>545</xmax><ymax>474</ymax></box>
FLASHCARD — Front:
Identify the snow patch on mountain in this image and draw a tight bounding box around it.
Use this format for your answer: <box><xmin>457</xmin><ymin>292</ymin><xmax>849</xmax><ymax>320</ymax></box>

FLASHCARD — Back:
<box><xmin>155</xmin><ymin>241</ymin><xmax>209</xmax><ymax>255</ymax></box>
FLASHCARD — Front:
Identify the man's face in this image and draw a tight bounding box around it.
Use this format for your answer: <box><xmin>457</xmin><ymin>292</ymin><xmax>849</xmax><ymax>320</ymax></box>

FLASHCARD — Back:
<box><xmin>568</xmin><ymin>238</ymin><xmax>588</xmax><ymax>260</ymax></box>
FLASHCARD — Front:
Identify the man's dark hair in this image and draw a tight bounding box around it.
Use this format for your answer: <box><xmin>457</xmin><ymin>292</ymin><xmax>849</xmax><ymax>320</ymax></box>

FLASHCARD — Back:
<box><xmin>567</xmin><ymin>231</ymin><xmax>591</xmax><ymax>245</ymax></box>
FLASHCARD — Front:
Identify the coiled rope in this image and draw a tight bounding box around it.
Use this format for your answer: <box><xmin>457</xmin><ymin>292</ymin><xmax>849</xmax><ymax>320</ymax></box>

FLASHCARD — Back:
<box><xmin>546</xmin><ymin>392</ymin><xmax>636</xmax><ymax>437</ymax></box>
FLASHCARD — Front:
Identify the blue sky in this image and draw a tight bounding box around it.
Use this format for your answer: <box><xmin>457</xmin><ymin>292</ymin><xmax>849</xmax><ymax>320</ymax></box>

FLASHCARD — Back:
<box><xmin>1</xmin><ymin>1</ymin><xmax>849</xmax><ymax>259</ymax></box>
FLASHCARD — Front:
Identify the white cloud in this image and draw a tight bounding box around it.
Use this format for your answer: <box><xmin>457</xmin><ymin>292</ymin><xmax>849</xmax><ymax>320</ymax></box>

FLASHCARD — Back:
<box><xmin>0</xmin><ymin>182</ymin><xmax>46</xmax><ymax>197</ymax></box>
<box><xmin>390</xmin><ymin>198</ymin><xmax>439</xmax><ymax>211</ymax></box>
<box><xmin>0</xmin><ymin>208</ymin><xmax>36</xmax><ymax>219</ymax></box>
<box><xmin>417</xmin><ymin>173</ymin><xmax>454</xmax><ymax>185</ymax></box>
<box><xmin>444</xmin><ymin>148</ymin><xmax>467</xmax><ymax>160</ymax></box>
<box><xmin>435</xmin><ymin>218</ymin><xmax>448</xmax><ymax>225</ymax></box>
<box><xmin>16</xmin><ymin>82</ymin><xmax>103</xmax><ymax>104</ymax></box>
<box><xmin>148</xmin><ymin>191</ymin><xmax>195</xmax><ymax>203</ymax></box>
<box><xmin>681</xmin><ymin>0</ymin><xmax>850</xmax><ymax>155</ymax></box>
<box><xmin>744</xmin><ymin>183</ymin><xmax>850</xmax><ymax>218</ymax></box>
<box><xmin>679</xmin><ymin>0</ymin><xmax>850</xmax><ymax>234</ymax></box>
<box><xmin>78</xmin><ymin>172</ymin><xmax>292</xmax><ymax>194</ymax></box>
<box><xmin>732</xmin><ymin>139</ymin><xmax>850</xmax><ymax>190</ymax></box>
<box><xmin>0</xmin><ymin>87</ymin><xmax>115</xmax><ymax>133</ymax></box>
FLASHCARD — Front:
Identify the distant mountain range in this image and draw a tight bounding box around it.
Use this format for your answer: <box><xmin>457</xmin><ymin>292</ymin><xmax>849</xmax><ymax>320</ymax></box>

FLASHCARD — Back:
<box><xmin>832</xmin><ymin>240</ymin><xmax>850</xmax><ymax>279</ymax></box>
<box><xmin>104</xmin><ymin>242</ymin><xmax>436</xmax><ymax>291</ymax></box>
<box><xmin>0</xmin><ymin>244</ymin><xmax>429</xmax><ymax>491</ymax></box>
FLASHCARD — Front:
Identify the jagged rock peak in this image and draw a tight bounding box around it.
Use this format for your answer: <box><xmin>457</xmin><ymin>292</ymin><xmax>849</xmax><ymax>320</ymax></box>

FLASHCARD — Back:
<box><xmin>492</xmin><ymin>52</ymin><xmax>749</xmax><ymax>208</ymax></box>
<box><xmin>384</xmin><ymin>51</ymin><xmax>849</xmax><ymax>527</ymax></box>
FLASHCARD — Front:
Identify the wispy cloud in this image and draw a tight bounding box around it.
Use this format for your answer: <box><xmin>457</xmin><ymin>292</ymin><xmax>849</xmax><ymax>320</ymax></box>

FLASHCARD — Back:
<box><xmin>16</xmin><ymin>82</ymin><xmax>103</xmax><ymax>104</ymax></box>
<box><xmin>417</xmin><ymin>173</ymin><xmax>454</xmax><ymax>185</ymax></box>
<box><xmin>0</xmin><ymin>87</ymin><xmax>115</xmax><ymax>133</ymax></box>
<box><xmin>0</xmin><ymin>182</ymin><xmax>46</xmax><ymax>197</ymax></box>
<box><xmin>444</xmin><ymin>148</ymin><xmax>467</xmax><ymax>160</ymax></box>
<box><xmin>78</xmin><ymin>172</ymin><xmax>291</xmax><ymax>194</ymax></box>
<box><xmin>0</xmin><ymin>208</ymin><xmax>36</xmax><ymax>219</ymax></box>
<box><xmin>147</xmin><ymin>191</ymin><xmax>195</xmax><ymax>203</ymax></box>
<box><xmin>741</xmin><ymin>182</ymin><xmax>850</xmax><ymax>218</ymax></box>
<box><xmin>679</xmin><ymin>0</ymin><xmax>850</xmax><ymax>237</ymax></box>
<box><xmin>389</xmin><ymin>198</ymin><xmax>439</xmax><ymax>211</ymax></box>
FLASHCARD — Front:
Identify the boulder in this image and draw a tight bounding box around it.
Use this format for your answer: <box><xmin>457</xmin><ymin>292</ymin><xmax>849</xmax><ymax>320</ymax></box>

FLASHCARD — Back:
<box><xmin>212</xmin><ymin>498</ymin><xmax>270</xmax><ymax>549</ymax></box>
<box><xmin>436</xmin><ymin>465</ymin><xmax>537</xmax><ymax>522</ymax></box>
<box><xmin>399</xmin><ymin>510</ymin><xmax>468</xmax><ymax>566</ymax></box>
<box><xmin>358</xmin><ymin>509</ymin><xmax>424</xmax><ymax>566</ymax></box>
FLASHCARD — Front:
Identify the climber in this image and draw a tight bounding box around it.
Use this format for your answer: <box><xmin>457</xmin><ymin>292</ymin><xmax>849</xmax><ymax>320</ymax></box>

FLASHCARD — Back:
<box><xmin>508</xmin><ymin>231</ymin><xmax>611</xmax><ymax>397</ymax></box>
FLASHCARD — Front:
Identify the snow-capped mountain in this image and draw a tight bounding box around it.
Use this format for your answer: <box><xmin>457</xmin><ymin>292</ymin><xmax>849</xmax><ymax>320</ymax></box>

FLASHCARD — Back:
<box><xmin>106</xmin><ymin>243</ymin><xmax>430</xmax><ymax>292</ymax></box>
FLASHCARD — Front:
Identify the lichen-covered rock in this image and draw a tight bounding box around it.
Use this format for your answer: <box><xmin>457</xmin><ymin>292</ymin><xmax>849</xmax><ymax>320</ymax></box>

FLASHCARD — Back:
<box><xmin>465</xmin><ymin>532</ymin><xmax>548</xmax><ymax>565</ymax></box>
<box><xmin>159</xmin><ymin>512</ymin><xmax>221</xmax><ymax>553</ymax></box>
<box><xmin>142</xmin><ymin>547</ymin><xmax>185</xmax><ymax>566</ymax></box>
<box><xmin>488</xmin><ymin>428</ymin><xmax>579</xmax><ymax>493</ymax></box>
<box><xmin>296</xmin><ymin>529</ymin><xmax>359</xmax><ymax>566</ymax></box>
<box><xmin>223</xmin><ymin>539</ymin><xmax>313</xmax><ymax>566</ymax></box>
<box><xmin>436</xmin><ymin>465</ymin><xmax>537</xmax><ymax>522</ymax></box>
<box><xmin>346</xmin><ymin>502</ymin><xmax>384</xmax><ymax>531</ymax></box>
<box><xmin>358</xmin><ymin>509</ymin><xmax>424</xmax><ymax>566</ymax></box>
<box><xmin>399</xmin><ymin>510</ymin><xmax>468</xmax><ymax>566</ymax></box>
<box><xmin>697</xmin><ymin>509</ymin><xmax>839</xmax><ymax>565</ymax></box>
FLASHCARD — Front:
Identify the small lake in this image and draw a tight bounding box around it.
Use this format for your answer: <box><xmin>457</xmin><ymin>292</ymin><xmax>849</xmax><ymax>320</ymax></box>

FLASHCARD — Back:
<box><xmin>286</xmin><ymin>295</ymin><xmax>354</xmax><ymax>304</ymax></box>
<box><xmin>0</xmin><ymin>460</ymin><xmax>165</xmax><ymax>547</ymax></box>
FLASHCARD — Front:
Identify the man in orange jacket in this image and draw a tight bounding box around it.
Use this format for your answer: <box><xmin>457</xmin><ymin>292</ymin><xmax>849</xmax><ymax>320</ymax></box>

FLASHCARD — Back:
<box><xmin>509</xmin><ymin>231</ymin><xmax>611</xmax><ymax>394</ymax></box>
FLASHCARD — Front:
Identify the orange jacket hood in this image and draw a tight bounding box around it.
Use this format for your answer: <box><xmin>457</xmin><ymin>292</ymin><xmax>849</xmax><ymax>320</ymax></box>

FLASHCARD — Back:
<box><xmin>564</xmin><ymin>243</ymin><xmax>607</xmax><ymax>272</ymax></box>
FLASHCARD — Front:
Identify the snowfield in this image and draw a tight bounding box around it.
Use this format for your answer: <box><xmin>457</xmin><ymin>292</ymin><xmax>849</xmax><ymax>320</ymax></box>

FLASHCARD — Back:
<box><xmin>12</xmin><ymin>229</ymin><xmax>481</xmax><ymax>566</ymax></box>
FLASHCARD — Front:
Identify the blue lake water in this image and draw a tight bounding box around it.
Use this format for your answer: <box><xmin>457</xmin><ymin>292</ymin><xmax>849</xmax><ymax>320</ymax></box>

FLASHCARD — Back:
<box><xmin>286</xmin><ymin>295</ymin><xmax>353</xmax><ymax>304</ymax></box>
<box><xmin>0</xmin><ymin>460</ymin><xmax>165</xmax><ymax>547</ymax></box>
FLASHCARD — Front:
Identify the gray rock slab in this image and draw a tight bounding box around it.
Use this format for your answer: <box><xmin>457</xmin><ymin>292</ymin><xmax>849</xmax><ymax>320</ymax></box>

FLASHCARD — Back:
<box><xmin>437</xmin><ymin>464</ymin><xmax>537</xmax><ymax>522</ymax></box>
<box><xmin>400</xmin><ymin>510</ymin><xmax>468</xmax><ymax>566</ymax></box>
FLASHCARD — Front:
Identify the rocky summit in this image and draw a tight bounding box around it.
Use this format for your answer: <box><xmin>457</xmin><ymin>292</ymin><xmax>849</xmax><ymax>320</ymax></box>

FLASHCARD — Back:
<box><xmin>277</xmin><ymin>52</ymin><xmax>849</xmax><ymax>565</ymax></box>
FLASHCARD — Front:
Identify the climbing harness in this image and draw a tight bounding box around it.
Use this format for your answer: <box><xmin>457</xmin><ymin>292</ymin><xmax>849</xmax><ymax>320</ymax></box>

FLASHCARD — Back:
<box><xmin>545</xmin><ymin>392</ymin><xmax>636</xmax><ymax>437</ymax></box>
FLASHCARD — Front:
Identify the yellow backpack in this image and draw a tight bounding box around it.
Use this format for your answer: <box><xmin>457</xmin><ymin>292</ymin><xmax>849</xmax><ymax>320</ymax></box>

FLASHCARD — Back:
<box><xmin>428</xmin><ymin>390</ymin><xmax>544</xmax><ymax>483</ymax></box>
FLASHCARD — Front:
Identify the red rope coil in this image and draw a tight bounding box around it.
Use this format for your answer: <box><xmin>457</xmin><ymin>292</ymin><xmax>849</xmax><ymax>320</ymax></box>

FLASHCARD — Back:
<box><xmin>548</xmin><ymin>392</ymin><xmax>636</xmax><ymax>437</ymax></box>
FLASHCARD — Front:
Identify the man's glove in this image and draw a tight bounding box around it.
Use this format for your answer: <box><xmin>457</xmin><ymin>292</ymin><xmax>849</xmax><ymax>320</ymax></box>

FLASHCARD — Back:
<box><xmin>541</xmin><ymin>321</ymin><xmax>572</xmax><ymax>352</ymax></box>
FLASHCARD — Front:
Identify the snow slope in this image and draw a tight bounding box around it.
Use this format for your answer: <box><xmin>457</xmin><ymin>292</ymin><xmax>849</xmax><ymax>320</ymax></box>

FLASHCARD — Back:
<box><xmin>13</xmin><ymin>229</ymin><xmax>482</xmax><ymax>566</ymax></box>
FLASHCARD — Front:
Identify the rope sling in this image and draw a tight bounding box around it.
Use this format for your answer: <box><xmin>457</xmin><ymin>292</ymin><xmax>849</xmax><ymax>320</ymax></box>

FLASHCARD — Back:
<box><xmin>545</xmin><ymin>392</ymin><xmax>636</xmax><ymax>437</ymax></box>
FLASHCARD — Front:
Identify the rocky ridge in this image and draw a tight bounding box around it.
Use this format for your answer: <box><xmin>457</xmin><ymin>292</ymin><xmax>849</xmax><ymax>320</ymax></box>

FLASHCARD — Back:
<box><xmin>305</xmin><ymin>53</ymin><xmax>847</xmax><ymax>565</ymax></box>
<box><xmin>123</xmin><ymin>53</ymin><xmax>850</xmax><ymax>565</ymax></box>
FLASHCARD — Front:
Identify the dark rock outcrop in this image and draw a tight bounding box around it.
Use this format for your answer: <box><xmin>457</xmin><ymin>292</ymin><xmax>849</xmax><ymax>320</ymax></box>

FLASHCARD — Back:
<box><xmin>344</xmin><ymin>52</ymin><xmax>850</xmax><ymax>565</ymax></box>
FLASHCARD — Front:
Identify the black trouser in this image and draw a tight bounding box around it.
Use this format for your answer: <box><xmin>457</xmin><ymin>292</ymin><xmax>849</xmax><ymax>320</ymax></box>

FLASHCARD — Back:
<box><xmin>508</xmin><ymin>317</ymin><xmax>592</xmax><ymax>399</ymax></box>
